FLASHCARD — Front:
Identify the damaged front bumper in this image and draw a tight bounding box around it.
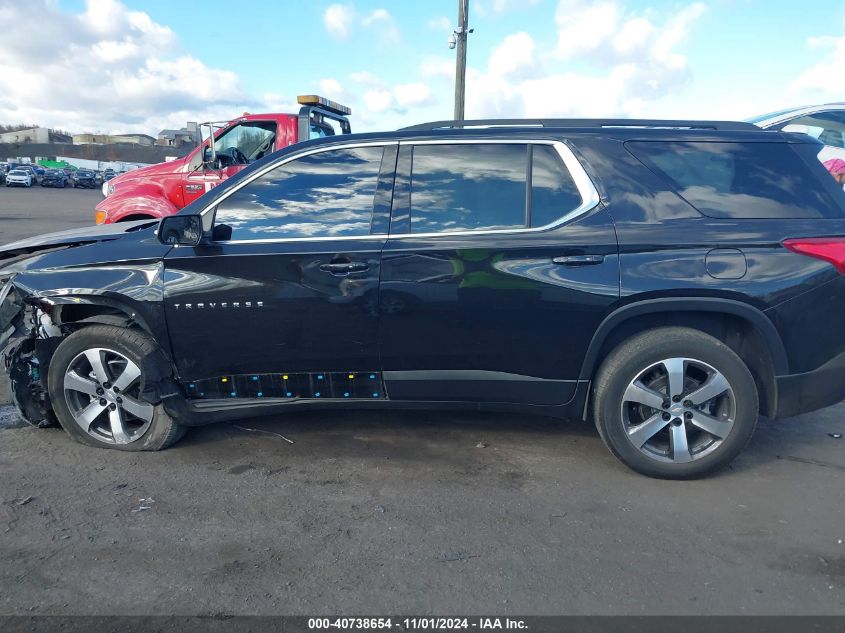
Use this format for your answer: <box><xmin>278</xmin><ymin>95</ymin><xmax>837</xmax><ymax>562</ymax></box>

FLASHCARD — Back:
<box><xmin>0</xmin><ymin>275</ymin><xmax>59</xmax><ymax>427</ymax></box>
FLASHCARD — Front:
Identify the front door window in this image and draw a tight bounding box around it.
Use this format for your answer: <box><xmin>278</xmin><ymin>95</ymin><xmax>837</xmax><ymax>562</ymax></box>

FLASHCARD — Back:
<box><xmin>213</xmin><ymin>146</ymin><xmax>385</xmax><ymax>240</ymax></box>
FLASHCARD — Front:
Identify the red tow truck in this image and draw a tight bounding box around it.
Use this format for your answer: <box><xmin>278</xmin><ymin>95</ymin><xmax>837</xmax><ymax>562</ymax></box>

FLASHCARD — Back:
<box><xmin>94</xmin><ymin>95</ymin><xmax>352</xmax><ymax>224</ymax></box>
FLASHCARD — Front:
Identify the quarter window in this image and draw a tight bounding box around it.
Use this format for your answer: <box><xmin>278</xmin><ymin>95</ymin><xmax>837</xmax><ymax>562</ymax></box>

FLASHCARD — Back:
<box><xmin>530</xmin><ymin>145</ymin><xmax>583</xmax><ymax>228</ymax></box>
<box><xmin>627</xmin><ymin>141</ymin><xmax>845</xmax><ymax>219</ymax></box>
<box><xmin>214</xmin><ymin>146</ymin><xmax>385</xmax><ymax>240</ymax></box>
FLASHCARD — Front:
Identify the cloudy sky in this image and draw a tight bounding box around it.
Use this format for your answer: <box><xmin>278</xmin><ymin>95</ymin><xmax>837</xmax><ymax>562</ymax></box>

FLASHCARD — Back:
<box><xmin>0</xmin><ymin>0</ymin><xmax>843</xmax><ymax>135</ymax></box>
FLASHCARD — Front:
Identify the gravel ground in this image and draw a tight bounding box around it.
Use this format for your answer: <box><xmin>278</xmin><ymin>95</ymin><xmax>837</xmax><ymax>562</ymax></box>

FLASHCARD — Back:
<box><xmin>0</xmin><ymin>188</ymin><xmax>843</xmax><ymax>616</ymax></box>
<box><xmin>0</xmin><ymin>406</ymin><xmax>843</xmax><ymax>615</ymax></box>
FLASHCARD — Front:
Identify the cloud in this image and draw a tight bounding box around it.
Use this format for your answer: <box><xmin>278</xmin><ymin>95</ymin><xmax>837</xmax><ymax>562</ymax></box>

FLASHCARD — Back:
<box><xmin>789</xmin><ymin>34</ymin><xmax>845</xmax><ymax>100</ymax></box>
<box><xmin>394</xmin><ymin>83</ymin><xmax>435</xmax><ymax>108</ymax></box>
<box><xmin>420</xmin><ymin>56</ymin><xmax>454</xmax><ymax>78</ymax></box>
<box><xmin>488</xmin><ymin>32</ymin><xmax>538</xmax><ymax>78</ymax></box>
<box><xmin>361</xmin><ymin>8</ymin><xmax>390</xmax><ymax>26</ymax></box>
<box><xmin>361</xmin><ymin>8</ymin><xmax>400</xmax><ymax>45</ymax></box>
<box><xmin>0</xmin><ymin>0</ymin><xmax>258</xmax><ymax>134</ymax></box>
<box><xmin>465</xmin><ymin>0</ymin><xmax>708</xmax><ymax>120</ymax></box>
<box><xmin>352</xmin><ymin>73</ymin><xmax>436</xmax><ymax>116</ymax></box>
<box><xmin>363</xmin><ymin>88</ymin><xmax>393</xmax><ymax>114</ymax></box>
<box><xmin>323</xmin><ymin>3</ymin><xmax>355</xmax><ymax>39</ymax></box>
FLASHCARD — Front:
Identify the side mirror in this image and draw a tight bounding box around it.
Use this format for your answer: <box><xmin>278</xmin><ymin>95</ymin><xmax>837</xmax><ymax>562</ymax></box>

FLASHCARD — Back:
<box><xmin>158</xmin><ymin>214</ymin><xmax>203</xmax><ymax>246</ymax></box>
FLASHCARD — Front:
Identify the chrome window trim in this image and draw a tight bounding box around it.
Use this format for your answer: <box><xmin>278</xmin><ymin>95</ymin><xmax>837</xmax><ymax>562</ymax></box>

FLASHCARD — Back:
<box><xmin>205</xmin><ymin>138</ymin><xmax>600</xmax><ymax>245</ymax></box>
<box><xmin>203</xmin><ymin>140</ymin><xmax>397</xmax><ymax>243</ymax></box>
<box><xmin>388</xmin><ymin>138</ymin><xmax>600</xmax><ymax>239</ymax></box>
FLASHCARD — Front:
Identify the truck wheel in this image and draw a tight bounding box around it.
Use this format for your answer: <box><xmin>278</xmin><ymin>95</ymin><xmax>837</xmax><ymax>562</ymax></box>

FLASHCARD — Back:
<box><xmin>592</xmin><ymin>327</ymin><xmax>758</xmax><ymax>479</ymax></box>
<box><xmin>47</xmin><ymin>325</ymin><xmax>187</xmax><ymax>451</ymax></box>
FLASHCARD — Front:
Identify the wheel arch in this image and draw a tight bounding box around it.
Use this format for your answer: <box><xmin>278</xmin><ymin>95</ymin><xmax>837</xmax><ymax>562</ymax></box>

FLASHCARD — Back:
<box><xmin>44</xmin><ymin>297</ymin><xmax>156</xmax><ymax>339</ymax></box>
<box><xmin>580</xmin><ymin>298</ymin><xmax>787</xmax><ymax>417</ymax></box>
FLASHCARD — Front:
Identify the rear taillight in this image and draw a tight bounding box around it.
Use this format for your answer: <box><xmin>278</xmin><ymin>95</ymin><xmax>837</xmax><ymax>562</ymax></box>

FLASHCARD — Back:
<box><xmin>783</xmin><ymin>237</ymin><xmax>845</xmax><ymax>274</ymax></box>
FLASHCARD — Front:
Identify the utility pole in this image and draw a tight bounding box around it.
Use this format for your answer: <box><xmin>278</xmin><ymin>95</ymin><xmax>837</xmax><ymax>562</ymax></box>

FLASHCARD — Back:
<box><xmin>453</xmin><ymin>0</ymin><xmax>470</xmax><ymax>121</ymax></box>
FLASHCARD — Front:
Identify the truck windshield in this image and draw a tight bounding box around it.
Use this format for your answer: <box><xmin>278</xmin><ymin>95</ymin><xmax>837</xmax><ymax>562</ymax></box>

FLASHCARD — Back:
<box><xmin>213</xmin><ymin>122</ymin><xmax>277</xmax><ymax>161</ymax></box>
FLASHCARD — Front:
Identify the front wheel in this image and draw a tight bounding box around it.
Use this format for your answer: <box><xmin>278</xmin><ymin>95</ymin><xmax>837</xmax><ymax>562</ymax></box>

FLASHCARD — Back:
<box><xmin>47</xmin><ymin>326</ymin><xmax>187</xmax><ymax>451</ymax></box>
<box><xmin>592</xmin><ymin>327</ymin><xmax>758</xmax><ymax>479</ymax></box>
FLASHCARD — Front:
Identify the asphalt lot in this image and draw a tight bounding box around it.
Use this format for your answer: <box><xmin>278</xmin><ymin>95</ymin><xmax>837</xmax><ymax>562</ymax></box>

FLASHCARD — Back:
<box><xmin>0</xmin><ymin>187</ymin><xmax>843</xmax><ymax>616</ymax></box>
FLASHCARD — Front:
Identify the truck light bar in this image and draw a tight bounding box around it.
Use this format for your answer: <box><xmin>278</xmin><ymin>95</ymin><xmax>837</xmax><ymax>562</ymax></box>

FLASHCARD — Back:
<box><xmin>297</xmin><ymin>95</ymin><xmax>352</xmax><ymax>116</ymax></box>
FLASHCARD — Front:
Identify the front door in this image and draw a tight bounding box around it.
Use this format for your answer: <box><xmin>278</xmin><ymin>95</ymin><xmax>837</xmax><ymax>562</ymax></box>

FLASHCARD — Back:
<box><xmin>378</xmin><ymin>140</ymin><xmax>619</xmax><ymax>405</ymax></box>
<box><xmin>164</xmin><ymin>142</ymin><xmax>397</xmax><ymax>400</ymax></box>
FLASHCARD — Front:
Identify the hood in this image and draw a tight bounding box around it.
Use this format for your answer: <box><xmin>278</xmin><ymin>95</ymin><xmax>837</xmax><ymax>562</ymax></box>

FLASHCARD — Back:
<box><xmin>109</xmin><ymin>155</ymin><xmax>188</xmax><ymax>188</ymax></box>
<box><xmin>0</xmin><ymin>219</ymin><xmax>157</xmax><ymax>259</ymax></box>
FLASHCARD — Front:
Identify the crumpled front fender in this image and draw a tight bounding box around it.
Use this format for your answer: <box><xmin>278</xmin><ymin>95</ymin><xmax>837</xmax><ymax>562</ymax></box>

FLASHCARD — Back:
<box><xmin>0</xmin><ymin>276</ymin><xmax>23</xmax><ymax>349</ymax></box>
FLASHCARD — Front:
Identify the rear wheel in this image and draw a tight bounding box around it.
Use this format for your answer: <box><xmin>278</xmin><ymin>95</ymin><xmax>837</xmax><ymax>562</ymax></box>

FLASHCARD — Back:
<box><xmin>592</xmin><ymin>327</ymin><xmax>758</xmax><ymax>479</ymax></box>
<box><xmin>47</xmin><ymin>326</ymin><xmax>186</xmax><ymax>451</ymax></box>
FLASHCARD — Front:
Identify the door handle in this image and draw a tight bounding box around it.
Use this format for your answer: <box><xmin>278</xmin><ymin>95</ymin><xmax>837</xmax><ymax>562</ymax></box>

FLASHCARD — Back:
<box><xmin>552</xmin><ymin>255</ymin><xmax>605</xmax><ymax>266</ymax></box>
<box><xmin>320</xmin><ymin>261</ymin><xmax>370</xmax><ymax>275</ymax></box>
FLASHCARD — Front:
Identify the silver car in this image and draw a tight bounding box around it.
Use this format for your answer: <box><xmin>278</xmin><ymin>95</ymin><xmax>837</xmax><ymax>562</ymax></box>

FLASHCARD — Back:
<box><xmin>749</xmin><ymin>103</ymin><xmax>845</xmax><ymax>163</ymax></box>
<box><xmin>5</xmin><ymin>169</ymin><xmax>32</xmax><ymax>187</ymax></box>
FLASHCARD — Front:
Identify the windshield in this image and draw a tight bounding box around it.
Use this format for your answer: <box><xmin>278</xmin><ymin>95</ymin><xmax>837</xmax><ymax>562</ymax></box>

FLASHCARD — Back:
<box><xmin>9</xmin><ymin>170</ymin><xmax>25</xmax><ymax>175</ymax></box>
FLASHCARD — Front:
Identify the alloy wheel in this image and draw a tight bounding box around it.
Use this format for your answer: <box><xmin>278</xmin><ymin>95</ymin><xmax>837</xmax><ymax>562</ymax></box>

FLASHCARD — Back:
<box><xmin>620</xmin><ymin>357</ymin><xmax>736</xmax><ymax>464</ymax></box>
<box><xmin>63</xmin><ymin>347</ymin><xmax>154</xmax><ymax>444</ymax></box>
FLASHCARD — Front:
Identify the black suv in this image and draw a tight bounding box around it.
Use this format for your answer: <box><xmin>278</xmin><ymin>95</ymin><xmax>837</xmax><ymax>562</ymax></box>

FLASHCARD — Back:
<box><xmin>2</xmin><ymin>119</ymin><xmax>845</xmax><ymax>478</ymax></box>
<box><xmin>72</xmin><ymin>170</ymin><xmax>97</xmax><ymax>189</ymax></box>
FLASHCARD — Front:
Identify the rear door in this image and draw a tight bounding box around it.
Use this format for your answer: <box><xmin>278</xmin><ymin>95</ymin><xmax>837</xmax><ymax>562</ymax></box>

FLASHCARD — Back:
<box><xmin>378</xmin><ymin>139</ymin><xmax>619</xmax><ymax>405</ymax></box>
<box><xmin>163</xmin><ymin>142</ymin><xmax>397</xmax><ymax>397</ymax></box>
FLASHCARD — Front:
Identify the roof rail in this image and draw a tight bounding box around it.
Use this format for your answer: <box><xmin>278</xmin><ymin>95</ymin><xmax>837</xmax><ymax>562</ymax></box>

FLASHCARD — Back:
<box><xmin>399</xmin><ymin>118</ymin><xmax>760</xmax><ymax>132</ymax></box>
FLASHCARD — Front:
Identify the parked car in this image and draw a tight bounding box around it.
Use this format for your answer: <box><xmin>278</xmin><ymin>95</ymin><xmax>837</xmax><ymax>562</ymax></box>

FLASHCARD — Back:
<box><xmin>9</xmin><ymin>164</ymin><xmax>39</xmax><ymax>184</ymax></box>
<box><xmin>72</xmin><ymin>169</ymin><xmax>97</xmax><ymax>189</ymax></box>
<box><xmin>102</xmin><ymin>168</ymin><xmax>116</xmax><ymax>181</ymax></box>
<box><xmin>2</xmin><ymin>118</ymin><xmax>845</xmax><ymax>479</ymax></box>
<box><xmin>32</xmin><ymin>165</ymin><xmax>46</xmax><ymax>179</ymax></box>
<box><xmin>750</xmin><ymin>104</ymin><xmax>845</xmax><ymax>163</ymax></box>
<box><xmin>40</xmin><ymin>169</ymin><xmax>69</xmax><ymax>188</ymax></box>
<box><xmin>5</xmin><ymin>169</ymin><xmax>33</xmax><ymax>187</ymax></box>
<box><xmin>0</xmin><ymin>163</ymin><xmax>7</xmax><ymax>185</ymax></box>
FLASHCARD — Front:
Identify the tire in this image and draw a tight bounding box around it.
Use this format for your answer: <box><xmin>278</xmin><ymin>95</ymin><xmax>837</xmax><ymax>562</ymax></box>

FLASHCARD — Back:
<box><xmin>592</xmin><ymin>326</ymin><xmax>758</xmax><ymax>479</ymax></box>
<box><xmin>47</xmin><ymin>325</ymin><xmax>187</xmax><ymax>451</ymax></box>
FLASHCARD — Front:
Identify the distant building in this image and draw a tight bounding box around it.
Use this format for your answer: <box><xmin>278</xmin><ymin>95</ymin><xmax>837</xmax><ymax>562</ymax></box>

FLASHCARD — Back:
<box><xmin>0</xmin><ymin>127</ymin><xmax>51</xmax><ymax>144</ymax></box>
<box><xmin>73</xmin><ymin>133</ymin><xmax>155</xmax><ymax>146</ymax></box>
<box><xmin>157</xmin><ymin>122</ymin><xmax>200</xmax><ymax>147</ymax></box>
<box><xmin>111</xmin><ymin>133</ymin><xmax>155</xmax><ymax>146</ymax></box>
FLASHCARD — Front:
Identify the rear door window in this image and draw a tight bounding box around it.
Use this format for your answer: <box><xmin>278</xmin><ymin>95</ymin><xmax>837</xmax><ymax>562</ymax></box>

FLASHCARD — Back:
<box><xmin>626</xmin><ymin>141</ymin><xmax>845</xmax><ymax>219</ymax></box>
<box><xmin>407</xmin><ymin>143</ymin><xmax>587</xmax><ymax>234</ymax></box>
<box><xmin>410</xmin><ymin>144</ymin><xmax>527</xmax><ymax>233</ymax></box>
